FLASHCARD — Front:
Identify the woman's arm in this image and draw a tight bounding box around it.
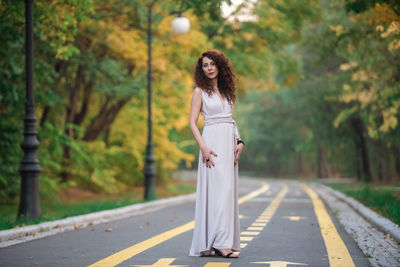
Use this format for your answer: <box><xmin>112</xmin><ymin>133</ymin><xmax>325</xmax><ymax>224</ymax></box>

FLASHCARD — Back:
<box><xmin>189</xmin><ymin>87</ymin><xmax>217</xmax><ymax>168</ymax></box>
<box><xmin>189</xmin><ymin>87</ymin><xmax>206</xmax><ymax>149</ymax></box>
<box><xmin>232</xmin><ymin>107</ymin><xmax>243</xmax><ymax>165</ymax></box>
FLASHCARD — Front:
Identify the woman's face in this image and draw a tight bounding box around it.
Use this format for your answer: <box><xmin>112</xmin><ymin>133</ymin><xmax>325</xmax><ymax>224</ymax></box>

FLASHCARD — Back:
<box><xmin>202</xmin><ymin>56</ymin><xmax>218</xmax><ymax>80</ymax></box>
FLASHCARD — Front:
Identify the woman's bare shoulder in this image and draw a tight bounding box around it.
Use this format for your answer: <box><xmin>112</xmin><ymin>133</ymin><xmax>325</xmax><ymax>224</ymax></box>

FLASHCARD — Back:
<box><xmin>193</xmin><ymin>87</ymin><xmax>202</xmax><ymax>94</ymax></box>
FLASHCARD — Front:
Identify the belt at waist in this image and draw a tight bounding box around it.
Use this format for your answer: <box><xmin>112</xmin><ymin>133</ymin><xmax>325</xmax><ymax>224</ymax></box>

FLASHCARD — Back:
<box><xmin>204</xmin><ymin>117</ymin><xmax>235</xmax><ymax>126</ymax></box>
<box><xmin>203</xmin><ymin>115</ymin><xmax>240</xmax><ymax>140</ymax></box>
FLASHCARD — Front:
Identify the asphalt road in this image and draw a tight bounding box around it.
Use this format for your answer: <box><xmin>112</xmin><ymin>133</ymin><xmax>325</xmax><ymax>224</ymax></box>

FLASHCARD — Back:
<box><xmin>0</xmin><ymin>178</ymin><xmax>370</xmax><ymax>267</ymax></box>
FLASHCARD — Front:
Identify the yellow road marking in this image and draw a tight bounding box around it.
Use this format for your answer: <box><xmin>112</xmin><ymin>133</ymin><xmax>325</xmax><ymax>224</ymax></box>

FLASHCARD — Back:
<box><xmin>240</xmin><ymin>236</ymin><xmax>254</xmax><ymax>241</ymax></box>
<box><xmin>237</xmin><ymin>182</ymin><xmax>270</xmax><ymax>204</ymax></box>
<box><xmin>247</xmin><ymin>227</ymin><xmax>263</xmax><ymax>231</ymax></box>
<box><xmin>253</xmin><ymin>261</ymin><xmax>307</xmax><ymax>267</ymax></box>
<box><xmin>301</xmin><ymin>184</ymin><xmax>355</xmax><ymax>267</ymax></box>
<box><xmin>240</xmin><ymin>243</ymin><xmax>248</xmax><ymax>248</ymax></box>
<box><xmin>253</xmin><ymin>185</ymin><xmax>288</xmax><ymax>224</ymax></box>
<box><xmin>131</xmin><ymin>258</ymin><xmax>187</xmax><ymax>267</ymax></box>
<box><xmin>89</xmin><ymin>221</ymin><xmax>194</xmax><ymax>267</ymax></box>
<box><xmin>240</xmin><ymin>231</ymin><xmax>260</xmax><ymax>235</ymax></box>
<box><xmin>203</xmin><ymin>263</ymin><xmax>231</xmax><ymax>267</ymax></box>
<box><xmin>238</xmin><ymin>185</ymin><xmax>288</xmax><ymax>250</ymax></box>
<box><xmin>283</xmin><ymin>216</ymin><xmax>306</xmax><ymax>221</ymax></box>
<box><xmin>88</xmin><ymin>182</ymin><xmax>270</xmax><ymax>267</ymax></box>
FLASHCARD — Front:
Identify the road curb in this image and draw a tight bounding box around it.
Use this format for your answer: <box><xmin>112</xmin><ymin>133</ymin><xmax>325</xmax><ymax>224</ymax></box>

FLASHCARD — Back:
<box><xmin>0</xmin><ymin>193</ymin><xmax>196</xmax><ymax>248</ymax></box>
<box><xmin>314</xmin><ymin>183</ymin><xmax>400</xmax><ymax>243</ymax></box>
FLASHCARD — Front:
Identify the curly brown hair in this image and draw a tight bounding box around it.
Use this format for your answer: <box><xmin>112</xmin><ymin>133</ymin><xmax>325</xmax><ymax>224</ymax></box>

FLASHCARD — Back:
<box><xmin>194</xmin><ymin>49</ymin><xmax>236</xmax><ymax>104</ymax></box>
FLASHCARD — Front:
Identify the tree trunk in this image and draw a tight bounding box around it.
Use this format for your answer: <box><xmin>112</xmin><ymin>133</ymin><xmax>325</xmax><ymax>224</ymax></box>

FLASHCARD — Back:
<box><xmin>354</xmin><ymin>147</ymin><xmax>362</xmax><ymax>181</ymax></box>
<box><xmin>73</xmin><ymin>82</ymin><xmax>93</xmax><ymax>127</ymax></box>
<box><xmin>61</xmin><ymin>64</ymin><xmax>85</xmax><ymax>183</ymax></box>
<box><xmin>377</xmin><ymin>141</ymin><xmax>383</xmax><ymax>182</ymax></box>
<box><xmin>40</xmin><ymin>61</ymin><xmax>68</xmax><ymax>127</ymax></box>
<box><xmin>376</xmin><ymin>141</ymin><xmax>391</xmax><ymax>183</ymax></box>
<box><xmin>394</xmin><ymin>145</ymin><xmax>400</xmax><ymax>181</ymax></box>
<box><xmin>83</xmin><ymin>97</ymin><xmax>131</xmax><ymax>142</ymax></box>
<box><xmin>39</xmin><ymin>106</ymin><xmax>51</xmax><ymax>127</ymax></box>
<box><xmin>350</xmin><ymin>116</ymin><xmax>372</xmax><ymax>182</ymax></box>
<box><xmin>65</xmin><ymin>64</ymin><xmax>84</xmax><ymax>138</ymax></box>
<box><xmin>382</xmin><ymin>143</ymin><xmax>391</xmax><ymax>183</ymax></box>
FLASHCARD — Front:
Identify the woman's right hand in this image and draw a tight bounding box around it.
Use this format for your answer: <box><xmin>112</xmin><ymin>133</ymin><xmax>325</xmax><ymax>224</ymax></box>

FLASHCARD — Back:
<box><xmin>201</xmin><ymin>145</ymin><xmax>217</xmax><ymax>168</ymax></box>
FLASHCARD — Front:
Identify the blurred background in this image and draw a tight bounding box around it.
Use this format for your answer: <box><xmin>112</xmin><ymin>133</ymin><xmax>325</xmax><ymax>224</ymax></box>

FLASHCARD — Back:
<box><xmin>1</xmin><ymin>0</ymin><xmax>399</xmax><ymax>226</ymax></box>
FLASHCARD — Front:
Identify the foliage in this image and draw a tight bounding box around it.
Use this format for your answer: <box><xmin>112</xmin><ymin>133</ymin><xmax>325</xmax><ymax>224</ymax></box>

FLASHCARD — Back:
<box><xmin>1</xmin><ymin>0</ymin><xmax>400</xmax><ymax>209</ymax></box>
<box><xmin>236</xmin><ymin>0</ymin><xmax>400</xmax><ymax>182</ymax></box>
<box><xmin>0</xmin><ymin>0</ymin><xmax>206</xmax><ymax>204</ymax></box>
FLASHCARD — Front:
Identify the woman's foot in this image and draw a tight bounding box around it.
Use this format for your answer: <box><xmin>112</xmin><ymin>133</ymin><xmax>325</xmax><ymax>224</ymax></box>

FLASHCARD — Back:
<box><xmin>213</xmin><ymin>248</ymin><xmax>239</xmax><ymax>258</ymax></box>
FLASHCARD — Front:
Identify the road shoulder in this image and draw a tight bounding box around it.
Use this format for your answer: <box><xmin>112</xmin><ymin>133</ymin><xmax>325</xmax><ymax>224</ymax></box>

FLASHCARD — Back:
<box><xmin>311</xmin><ymin>183</ymin><xmax>400</xmax><ymax>267</ymax></box>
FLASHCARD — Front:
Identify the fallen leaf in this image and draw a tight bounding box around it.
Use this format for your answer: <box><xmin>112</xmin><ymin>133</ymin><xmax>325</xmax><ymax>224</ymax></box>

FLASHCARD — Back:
<box><xmin>74</xmin><ymin>224</ymin><xmax>83</xmax><ymax>229</ymax></box>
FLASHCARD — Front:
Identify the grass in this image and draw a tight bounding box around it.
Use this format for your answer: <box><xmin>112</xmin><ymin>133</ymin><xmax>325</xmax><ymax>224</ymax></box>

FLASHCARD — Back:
<box><xmin>0</xmin><ymin>196</ymin><xmax>143</xmax><ymax>230</ymax></box>
<box><xmin>327</xmin><ymin>183</ymin><xmax>400</xmax><ymax>226</ymax></box>
<box><xmin>0</xmin><ymin>179</ymin><xmax>196</xmax><ymax>231</ymax></box>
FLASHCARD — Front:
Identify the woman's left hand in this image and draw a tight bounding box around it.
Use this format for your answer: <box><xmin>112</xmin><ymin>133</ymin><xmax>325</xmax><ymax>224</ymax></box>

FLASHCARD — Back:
<box><xmin>234</xmin><ymin>143</ymin><xmax>243</xmax><ymax>165</ymax></box>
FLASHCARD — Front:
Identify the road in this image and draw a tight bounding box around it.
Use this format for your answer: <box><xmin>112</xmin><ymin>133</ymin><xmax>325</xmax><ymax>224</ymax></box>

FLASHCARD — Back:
<box><xmin>0</xmin><ymin>178</ymin><xmax>370</xmax><ymax>267</ymax></box>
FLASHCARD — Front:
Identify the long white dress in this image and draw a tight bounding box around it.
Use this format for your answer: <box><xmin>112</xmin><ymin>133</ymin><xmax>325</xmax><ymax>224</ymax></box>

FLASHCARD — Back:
<box><xmin>189</xmin><ymin>89</ymin><xmax>241</xmax><ymax>256</ymax></box>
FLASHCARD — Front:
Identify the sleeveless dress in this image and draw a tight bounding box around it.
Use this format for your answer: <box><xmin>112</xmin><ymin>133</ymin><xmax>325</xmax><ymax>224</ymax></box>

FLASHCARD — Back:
<box><xmin>189</xmin><ymin>89</ymin><xmax>241</xmax><ymax>256</ymax></box>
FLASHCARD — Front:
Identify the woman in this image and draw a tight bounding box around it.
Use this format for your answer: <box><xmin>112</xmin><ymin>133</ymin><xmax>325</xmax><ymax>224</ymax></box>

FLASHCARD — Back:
<box><xmin>188</xmin><ymin>49</ymin><xmax>244</xmax><ymax>258</ymax></box>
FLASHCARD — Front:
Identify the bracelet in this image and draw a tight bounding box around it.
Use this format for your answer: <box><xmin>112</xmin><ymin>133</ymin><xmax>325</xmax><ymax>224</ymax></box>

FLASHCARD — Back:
<box><xmin>237</xmin><ymin>140</ymin><xmax>244</xmax><ymax>146</ymax></box>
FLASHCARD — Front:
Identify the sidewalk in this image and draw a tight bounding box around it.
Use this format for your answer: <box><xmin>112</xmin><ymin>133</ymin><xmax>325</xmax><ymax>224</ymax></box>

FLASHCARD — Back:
<box><xmin>0</xmin><ymin>193</ymin><xmax>195</xmax><ymax>248</ymax></box>
<box><xmin>312</xmin><ymin>182</ymin><xmax>400</xmax><ymax>267</ymax></box>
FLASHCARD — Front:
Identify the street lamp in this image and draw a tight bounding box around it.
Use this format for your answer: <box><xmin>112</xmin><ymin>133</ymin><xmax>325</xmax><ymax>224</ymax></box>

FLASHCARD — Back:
<box><xmin>18</xmin><ymin>0</ymin><xmax>42</xmax><ymax>221</ymax></box>
<box><xmin>143</xmin><ymin>3</ymin><xmax>190</xmax><ymax>200</ymax></box>
<box><xmin>171</xmin><ymin>10</ymin><xmax>190</xmax><ymax>34</ymax></box>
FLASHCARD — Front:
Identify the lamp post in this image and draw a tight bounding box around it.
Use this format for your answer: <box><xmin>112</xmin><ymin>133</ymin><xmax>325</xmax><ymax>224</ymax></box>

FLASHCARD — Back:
<box><xmin>18</xmin><ymin>0</ymin><xmax>42</xmax><ymax>220</ymax></box>
<box><xmin>144</xmin><ymin>1</ymin><xmax>157</xmax><ymax>201</ymax></box>
<box><xmin>143</xmin><ymin>3</ymin><xmax>190</xmax><ymax>200</ymax></box>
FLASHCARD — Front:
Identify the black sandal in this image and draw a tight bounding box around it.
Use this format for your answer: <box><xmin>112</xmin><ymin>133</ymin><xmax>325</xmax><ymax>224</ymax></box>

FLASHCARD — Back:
<box><xmin>214</xmin><ymin>248</ymin><xmax>238</xmax><ymax>258</ymax></box>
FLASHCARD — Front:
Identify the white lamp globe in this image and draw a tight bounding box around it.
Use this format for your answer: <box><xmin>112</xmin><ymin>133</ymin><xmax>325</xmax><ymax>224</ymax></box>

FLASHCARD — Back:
<box><xmin>172</xmin><ymin>17</ymin><xmax>190</xmax><ymax>34</ymax></box>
